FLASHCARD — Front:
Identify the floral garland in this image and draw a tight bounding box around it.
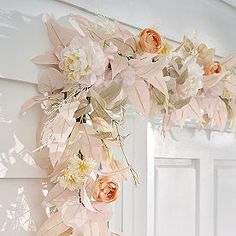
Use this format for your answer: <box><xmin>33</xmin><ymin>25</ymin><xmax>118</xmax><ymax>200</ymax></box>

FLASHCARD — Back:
<box><xmin>21</xmin><ymin>14</ymin><xmax>236</xmax><ymax>236</ymax></box>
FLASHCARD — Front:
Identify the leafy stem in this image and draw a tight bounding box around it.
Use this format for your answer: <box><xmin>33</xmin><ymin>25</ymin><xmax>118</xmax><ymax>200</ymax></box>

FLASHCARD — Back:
<box><xmin>113</xmin><ymin>120</ymin><xmax>139</xmax><ymax>185</ymax></box>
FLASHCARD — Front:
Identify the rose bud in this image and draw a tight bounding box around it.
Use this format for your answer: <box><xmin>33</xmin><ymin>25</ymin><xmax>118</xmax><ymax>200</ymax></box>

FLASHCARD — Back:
<box><xmin>137</xmin><ymin>28</ymin><xmax>163</xmax><ymax>54</ymax></box>
<box><xmin>92</xmin><ymin>176</ymin><xmax>119</xmax><ymax>203</ymax></box>
<box><xmin>204</xmin><ymin>61</ymin><xmax>222</xmax><ymax>75</ymax></box>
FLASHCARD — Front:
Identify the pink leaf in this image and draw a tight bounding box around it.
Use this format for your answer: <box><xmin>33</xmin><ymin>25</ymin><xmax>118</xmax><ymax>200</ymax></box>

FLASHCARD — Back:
<box><xmin>49</xmin><ymin>101</ymin><xmax>79</xmax><ymax>167</ymax></box>
<box><xmin>146</xmin><ymin>71</ymin><xmax>168</xmax><ymax>97</ymax></box>
<box><xmin>81</xmin><ymin>187</ymin><xmax>96</xmax><ymax>212</ymax></box>
<box><xmin>97</xmin><ymin>222</ymin><xmax>111</xmax><ymax>236</ymax></box>
<box><xmin>42</xmin><ymin>183</ymin><xmax>74</xmax><ymax>207</ymax></box>
<box><xmin>89</xmin><ymin>202</ymin><xmax>113</xmax><ymax>222</ymax></box>
<box><xmin>133</xmin><ymin>56</ymin><xmax>168</xmax><ymax>96</ymax></box>
<box><xmin>127</xmin><ymin>80</ymin><xmax>150</xmax><ymax>116</ymax></box>
<box><xmin>113</xmin><ymin>21</ymin><xmax>134</xmax><ymax>41</ymax></box>
<box><xmin>175</xmin><ymin>98</ymin><xmax>202</xmax><ymax>126</ymax></box>
<box><xmin>225</xmin><ymin>75</ymin><xmax>236</xmax><ymax>94</ymax></box>
<box><xmin>59</xmin><ymin>100</ymin><xmax>80</xmax><ymax>120</ymax></box>
<box><xmin>73</xmin><ymin>15</ymin><xmax>95</xmax><ymax>36</ymax></box>
<box><xmin>49</xmin><ymin>142</ymin><xmax>67</xmax><ymax>167</ymax></box>
<box><xmin>31</xmin><ymin>52</ymin><xmax>59</xmax><ymax>65</ymax></box>
<box><xmin>62</xmin><ymin>197</ymin><xmax>88</xmax><ymax>230</ymax></box>
<box><xmin>73</xmin><ymin>15</ymin><xmax>107</xmax><ymax>41</ymax></box>
<box><xmin>19</xmin><ymin>95</ymin><xmax>46</xmax><ymax>116</ymax></box>
<box><xmin>82</xmin><ymin>222</ymin><xmax>100</xmax><ymax>236</ymax></box>
<box><xmin>34</xmin><ymin>148</ymin><xmax>51</xmax><ymax>170</ymax></box>
<box><xmin>53</xmin><ymin>119</ymin><xmax>76</xmax><ymax>143</ymax></box>
<box><xmin>205</xmin><ymin>97</ymin><xmax>227</xmax><ymax>131</ymax></box>
<box><xmin>110</xmin><ymin>54</ymin><xmax>128</xmax><ymax>79</ymax></box>
<box><xmin>36</xmin><ymin>212</ymin><xmax>70</xmax><ymax>236</ymax></box>
<box><xmin>49</xmin><ymin>159</ymin><xmax>68</xmax><ymax>182</ymax></box>
<box><xmin>45</xmin><ymin>16</ymin><xmax>78</xmax><ymax>47</ymax></box>
<box><xmin>163</xmin><ymin>113</ymin><xmax>175</xmax><ymax>131</ymax></box>
<box><xmin>203</xmin><ymin>74</ymin><xmax>222</xmax><ymax>92</ymax></box>
<box><xmin>116</xmin><ymin>67</ymin><xmax>136</xmax><ymax>87</ymax></box>
<box><xmin>77</xmin><ymin>124</ymin><xmax>103</xmax><ymax>163</ymax></box>
<box><xmin>220</xmin><ymin>53</ymin><xmax>236</xmax><ymax>67</ymax></box>
<box><xmin>61</xmin><ymin>197</ymin><xmax>112</xmax><ymax>235</ymax></box>
<box><xmin>134</xmin><ymin>56</ymin><xmax>167</xmax><ymax>77</ymax></box>
<box><xmin>38</xmin><ymin>68</ymin><xmax>64</xmax><ymax>93</ymax></box>
<box><xmin>213</xmin><ymin>99</ymin><xmax>227</xmax><ymax>132</ymax></box>
<box><xmin>36</xmin><ymin>114</ymin><xmax>48</xmax><ymax>146</ymax></box>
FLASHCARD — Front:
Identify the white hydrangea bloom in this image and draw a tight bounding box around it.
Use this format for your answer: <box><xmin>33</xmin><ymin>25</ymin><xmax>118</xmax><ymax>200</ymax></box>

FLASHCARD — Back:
<box><xmin>59</xmin><ymin>48</ymin><xmax>90</xmax><ymax>81</ymax></box>
<box><xmin>58</xmin><ymin>155</ymin><xmax>96</xmax><ymax>191</ymax></box>
<box><xmin>185</xmin><ymin>57</ymin><xmax>204</xmax><ymax>97</ymax></box>
<box><xmin>58</xmin><ymin>36</ymin><xmax>106</xmax><ymax>84</ymax></box>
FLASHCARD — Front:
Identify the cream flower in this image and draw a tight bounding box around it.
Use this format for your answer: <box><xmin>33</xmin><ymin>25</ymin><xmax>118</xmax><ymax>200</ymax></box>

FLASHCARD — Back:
<box><xmin>58</xmin><ymin>155</ymin><xmax>96</xmax><ymax>191</ymax></box>
<box><xmin>160</xmin><ymin>40</ymin><xmax>172</xmax><ymax>55</ymax></box>
<box><xmin>69</xmin><ymin>155</ymin><xmax>96</xmax><ymax>175</ymax></box>
<box><xmin>59</xmin><ymin>36</ymin><xmax>107</xmax><ymax>84</ymax></box>
<box><xmin>59</xmin><ymin>48</ymin><xmax>89</xmax><ymax>80</ymax></box>
<box><xmin>184</xmin><ymin>57</ymin><xmax>204</xmax><ymax>97</ymax></box>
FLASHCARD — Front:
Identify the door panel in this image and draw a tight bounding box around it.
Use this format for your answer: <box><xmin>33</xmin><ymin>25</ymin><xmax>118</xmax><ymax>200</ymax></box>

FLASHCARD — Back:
<box><xmin>215</xmin><ymin>160</ymin><xmax>236</xmax><ymax>236</ymax></box>
<box><xmin>152</xmin><ymin>127</ymin><xmax>236</xmax><ymax>236</ymax></box>
<box><xmin>154</xmin><ymin>159</ymin><xmax>197</xmax><ymax>236</ymax></box>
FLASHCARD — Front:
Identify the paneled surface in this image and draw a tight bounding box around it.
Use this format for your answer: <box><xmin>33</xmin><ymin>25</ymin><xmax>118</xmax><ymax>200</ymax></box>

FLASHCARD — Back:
<box><xmin>215</xmin><ymin>160</ymin><xmax>236</xmax><ymax>236</ymax></box>
<box><xmin>154</xmin><ymin>159</ymin><xmax>197</xmax><ymax>236</ymax></box>
<box><xmin>151</xmin><ymin>127</ymin><xmax>236</xmax><ymax>236</ymax></box>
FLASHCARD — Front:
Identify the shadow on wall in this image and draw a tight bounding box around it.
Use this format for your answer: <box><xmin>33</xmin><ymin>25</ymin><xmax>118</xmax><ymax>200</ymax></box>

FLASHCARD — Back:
<box><xmin>0</xmin><ymin>11</ymin><xmax>55</xmax><ymax>234</ymax></box>
<box><xmin>0</xmin><ymin>10</ymin><xmax>49</xmax><ymax>83</ymax></box>
<box><xmin>0</xmin><ymin>10</ymin><xmax>72</xmax><ymax>84</ymax></box>
<box><xmin>0</xmin><ymin>180</ymin><xmax>48</xmax><ymax>235</ymax></box>
<box><xmin>0</xmin><ymin>79</ymin><xmax>49</xmax><ymax>234</ymax></box>
<box><xmin>0</xmin><ymin>78</ymin><xmax>44</xmax><ymax>178</ymax></box>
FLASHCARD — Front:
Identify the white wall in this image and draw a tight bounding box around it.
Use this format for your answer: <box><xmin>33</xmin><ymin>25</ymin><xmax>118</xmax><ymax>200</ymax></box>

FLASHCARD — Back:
<box><xmin>64</xmin><ymin>0</ymin><xmax>236</xmax><ymax>56</ymax></box>
<box><xmin>0</xmin><ymin>0</ymin><xmax>236</xmax><ymax>235</ymax></box>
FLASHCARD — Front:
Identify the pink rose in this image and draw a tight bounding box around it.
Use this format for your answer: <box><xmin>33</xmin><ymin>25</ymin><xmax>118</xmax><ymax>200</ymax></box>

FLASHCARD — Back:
<box><xmin>92</xmin><ymin>176</ymin><xmax>119</xmax><ymax>203</ymax></box>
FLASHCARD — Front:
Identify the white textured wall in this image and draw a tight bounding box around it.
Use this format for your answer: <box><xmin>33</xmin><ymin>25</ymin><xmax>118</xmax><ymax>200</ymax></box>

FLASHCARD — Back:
<box><xmin>65</xmin><ymin>0</ymin><xmax>236</xmax><ymax>56</ymax></box>
<box><xmin>1</xmin><ymin>0</ymin><xmax>236</xmax><ymax>84</ymax></box>
<box><xmin>0</xmin><ymin>1</ymin><xmax>236</xmax><ymax>235</ymax></box>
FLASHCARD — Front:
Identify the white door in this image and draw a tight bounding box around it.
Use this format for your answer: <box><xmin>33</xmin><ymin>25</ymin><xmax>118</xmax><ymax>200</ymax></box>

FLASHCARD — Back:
<box><xmin>147</xmin><ymin>125</ymin><xmax>236</xmax><ymax>236</ymax></box>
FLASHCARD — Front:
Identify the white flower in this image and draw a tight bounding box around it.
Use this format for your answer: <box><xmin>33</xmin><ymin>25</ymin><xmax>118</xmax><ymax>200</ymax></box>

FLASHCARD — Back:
<box><xmin>58</xmin><ymin>155</ymin><xmax>96</xmax><ymax>191</ymax></box>
<box><xmin>58</xmin><ymin>169</ymin><xmax>86</xmax><ymax>191</ymax></box>
<box><xmin>69</xmin><ymin>155</ymin><xmax>96</xmax><ymax>175</ymax></box>
<box><xmin>62</xmin><ymin>48</ymin><xmax>89</xmax><ymax>77</ymax></box>
<box><xmin>59</xmin><ymin>36</ymin><xmax>107</xmax><ymax>84</ymax></box>
<box><xmin>184</xmin><ymin>57</ymin><xmax>204</xmax><ymax>97</ymax></box>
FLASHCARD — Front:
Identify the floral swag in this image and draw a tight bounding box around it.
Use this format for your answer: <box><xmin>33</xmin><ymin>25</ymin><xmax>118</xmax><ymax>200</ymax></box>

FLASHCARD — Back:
<box><xmin>21</xmin><ymin>14</ymin><xmax>236</xmax><ymax>236</ymax></box>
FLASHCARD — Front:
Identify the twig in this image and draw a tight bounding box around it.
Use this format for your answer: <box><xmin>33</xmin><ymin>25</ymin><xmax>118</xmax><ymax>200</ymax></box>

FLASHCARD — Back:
<box><xmin>113</xmin><ymin>121</ymin><xmax>139</xmax><ymax>185</ymax></box>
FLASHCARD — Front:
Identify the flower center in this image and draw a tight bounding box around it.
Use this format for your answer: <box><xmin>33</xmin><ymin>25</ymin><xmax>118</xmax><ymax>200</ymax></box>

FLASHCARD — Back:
<box><xmin>60</xmin><ymin>48</ymin><xmax>90</xmax><ymax>80</ymax></box>
<box><xmin>77</xmin><ymin>162</ymin><xmax>89</xmax><ymax>173</ymax></box>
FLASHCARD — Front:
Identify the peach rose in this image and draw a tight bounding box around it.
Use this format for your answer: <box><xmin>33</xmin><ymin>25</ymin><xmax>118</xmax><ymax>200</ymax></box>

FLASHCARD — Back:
<box><xmin>92</xmin><ymin>176</ymin><xmax>119</xmax><ymax>203</ymax></box>
<box><xmin>138</xmin><ymin>28</ymin><xmax>163</xmax><ymax>54</ymax></box>
<box><xmin>204</xmin><ymin>61</ymin><xmax>222</xmax><ymax>75</ymax></box>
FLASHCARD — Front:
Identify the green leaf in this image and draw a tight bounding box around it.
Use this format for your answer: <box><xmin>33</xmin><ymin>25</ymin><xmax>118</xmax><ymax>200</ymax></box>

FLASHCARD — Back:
<box><xmin>111</xmin><ymin>97</ymin><xmax>128</xmax><ymax>113</ymax></box>
<box><xmin>151</xmin><ymin>87</ymin><xmax>166</xmax><ymax>105</ymax></box>
<box><xmin>176</xmin><ymin>69</ymin><xmax>188</xmax><ymax>84</ymax></box>
<box><xmin>173</xmin><ymin>96</ymin><xmax>192</xmax><ymax>109</ymax></box>
<box><xmin>169</xmin><ymin>68</ymin><xmax>179</xmax><ymax>79</ymax></box>
<box><xmin>90</xmin><ymin>90</ymin><xmax>111</xmax><ymax>122</ymax></box>
<box><xmin>100</xmin><ymin>81</ymin><xmax>122</xmax><ymax>104</ymax></box>
<box><xmin>74</xmin><ymin>99</ymin><xmax>91</xmax><ymax>119</ymax></box>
